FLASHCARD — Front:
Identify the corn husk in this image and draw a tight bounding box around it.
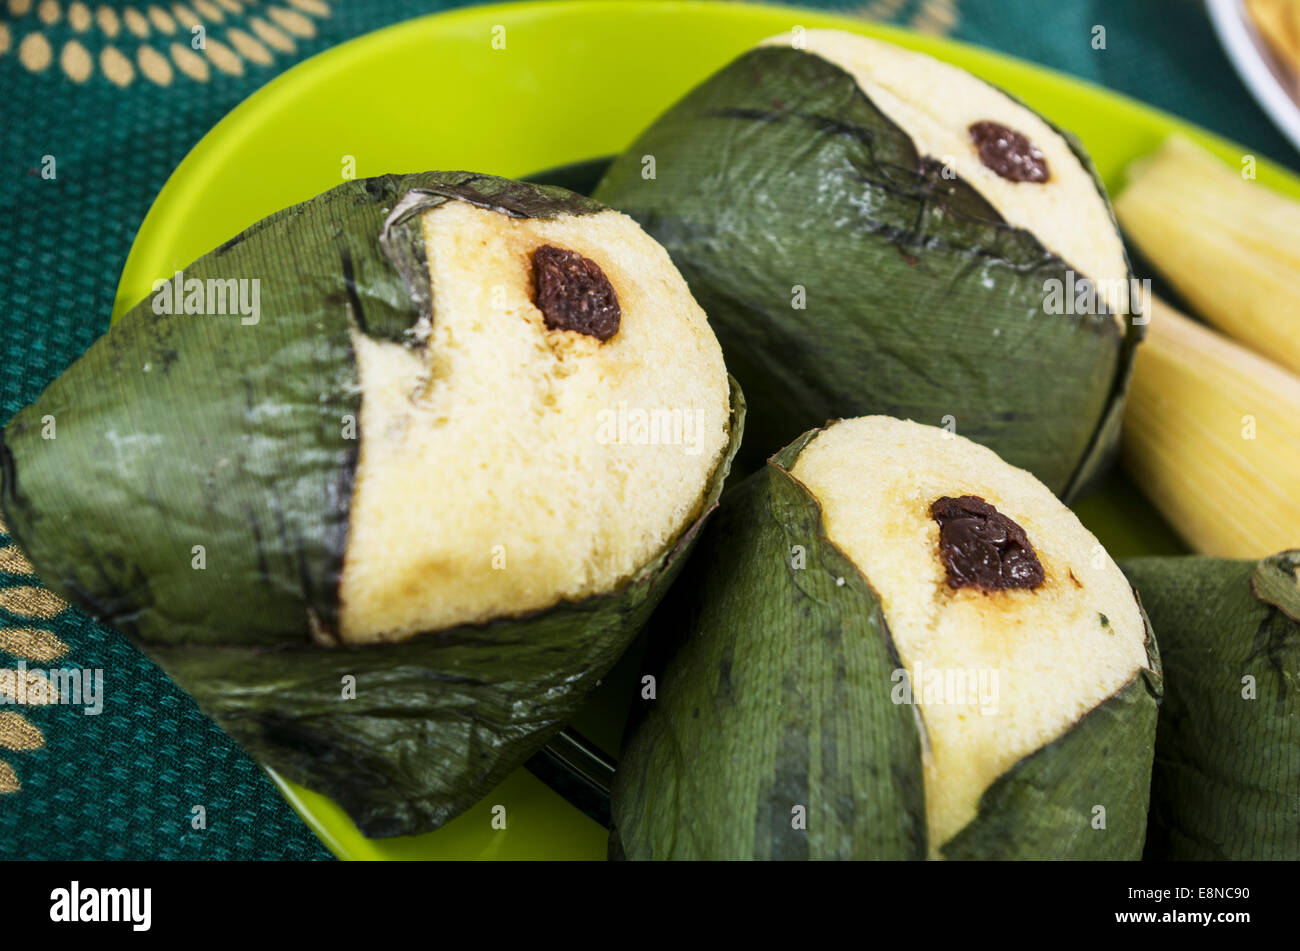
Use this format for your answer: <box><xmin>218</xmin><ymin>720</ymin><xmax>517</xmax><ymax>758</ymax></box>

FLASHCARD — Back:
<box><xmin>1247</xmin><ymin>0</ymin><xmax>1300</xmax><ymax>88</ymax></box>
<box><xmin>1122</xmin><ymin>551</ymin><xmax>1300</xmax><ymax>860</ymax></box>
<box><xmin>1114</xmin><ymin>136</ymin><xmax>1300</xmax><ymax>375</ymax></box>
<box><xmin>1121</xmin><ymin>295</ymin><xmax>1300</xmax><ymax>557</ymax></box>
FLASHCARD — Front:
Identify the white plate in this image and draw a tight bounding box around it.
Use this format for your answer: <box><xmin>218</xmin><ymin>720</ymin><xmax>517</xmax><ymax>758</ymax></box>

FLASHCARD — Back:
<box><xmin>1207</xmin><ymin>0</ymin><xmax>1300</xmax><ymax>152</ymax></box>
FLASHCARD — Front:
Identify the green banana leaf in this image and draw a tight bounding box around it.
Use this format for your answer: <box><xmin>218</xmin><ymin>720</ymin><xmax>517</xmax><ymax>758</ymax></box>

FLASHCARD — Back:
<box><xmin>1</xmin><ymin>171</ymin><xmax>605</xmax><ymax>648</ymax></box>
<box><xmin>612</xmin><ymin>432</ymin><xmax>928</xmax><ymax>859</ymax></box>
<box><xmin>0</xmin><ymin>170</ymin><xmax>745</xmax><ymax>837</ymax></box>
<box><xmin>614</xmin><ymin>427</ymin><xmax>1160</xmax><ymax>859</ymax></box>
<box><xmin>594</xmin><ymin>46</ymin><xmax>1140</xmax><ymax>501</ymax></box>
<box><xmin>1122</xmin><ymin>552</ymin><xmax>1300</xmax><ymax>860</ymax></box>
<box><xmin>941</xmin><ymin>662</ymin><xmax>1160</xmax><ymax>860</ymax></box>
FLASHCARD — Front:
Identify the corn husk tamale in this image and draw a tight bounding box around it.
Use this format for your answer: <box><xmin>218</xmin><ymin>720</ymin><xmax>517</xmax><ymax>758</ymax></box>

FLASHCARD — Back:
<box><xmin>1115</xmin><ymin>137</ymin><xmax>1300</xmax><ymax>376</ymax></box>
<box><xmin>1122</xmin><ymin>296</ymin><xmax>1300</xmax><ymax>557</ymax></box>
<box><xmin>0</xmin><ymin>171</ymin><xmax>745</xmax><ymax>837</ymax></box>
<box><xmin>593</xmin><ymin>30</ymin><xmax>1142</xmax><ymax>499</ymax></box>
<box><xmin>1121</xmin><ymin>551</ymin><xmax>1300</xmax><ymax>860</ymax></box>
<box><xmin>1247</xmin><ymin>0</ymin><xmax>1300</xmax><ymax>87</ymax></box>
<box><xmin>613</xmin><ymin>417</ymin><xmax>1161</xmax><ymax>860</ymax></box>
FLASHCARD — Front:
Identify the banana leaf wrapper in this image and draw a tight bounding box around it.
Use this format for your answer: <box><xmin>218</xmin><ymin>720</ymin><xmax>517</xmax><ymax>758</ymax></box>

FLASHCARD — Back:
<box><xmin>0</xmin><ymin>171</ymin><xmax>746</xmax><ymax>837</ymax></box>
<box><xmin>594</xmin><ymin>46</ymin><xmax>1140</xmax><ymax>501</ymax></box>
<box><xmin>613</xmin><ymin>431</ymin><xmax>1161</xmax><ymax>860</ymax></box>
<box><xmin>1122</xmin><ymin>551</ymin><xmax>1300</xmax><ymax>860</ymax></box>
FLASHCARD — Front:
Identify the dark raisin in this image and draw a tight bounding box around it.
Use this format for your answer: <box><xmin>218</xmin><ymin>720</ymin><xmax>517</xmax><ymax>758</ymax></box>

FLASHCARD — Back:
<box><xmin>968</xmin><ymin>121</ymin><xmax>1050</xmax><ymax>183</ymax></box>
<box><xmin>930</xmin><ymin>495</ymin><xmax>1045</xmax><ymax>592</ymax></box>
<box><xmin>530</xmin><ymin>244</ymin><xmax>621</xmax><ymax>341</ymax></box>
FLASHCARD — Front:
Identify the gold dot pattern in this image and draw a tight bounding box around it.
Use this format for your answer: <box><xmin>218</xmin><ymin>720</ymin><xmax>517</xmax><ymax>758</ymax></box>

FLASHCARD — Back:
<box><xmin>266</xmin><ymin>5</ymin><xmax>313</xmax><ymax>37</ymax></box>
<box><xmin>169</xmin><ymin>39</ymin><xmax>209</xmax><ymax>80</ymax></box>
<box><xmin>0</xmin><ymin>713</ymin><xmax>45</xmax><ymax>752</ymax></box>
<box><xmin>18</xmin><ymin>30</ymin><xmax>53</xmax><ymax>71</ymax></box>
<box><xmin>100</xmin><ymin>42</ymin><xmax>133</xmax><ymax>85</ymax></box>
<box><xmin>60</xmin><ymin>38</ymin><xmax>92</xmax><ymax>81</ymax></box>
<box><xmin>171</xmin><ymin>3</ymin><xmax>199</xmax><ymax>27</ymax></box>
<box><xmin>193</xmin><ymin>0</ymin><xmax>223</xmax><ymax>22</ymax></box>
<box><xmin>138</xmin><ymin>42</ymin><xmax>172</xmax><ymax>83</ymax></box>
<box><xmin>0</xmin><ymin>628</ymin><xmax>69</xmax><ymax>663</ymax></box>
<box><xmin>248</xmin><ymin>14</ymin><xmax>292</xmax><ymax>53</ymax></box>
<box><xmin>9</xmin><ymin>0</ymin><xmax>335</xmax><ymax>82</ymax></box>
<box><xmin>0</xmin><ymin>544</ymin><xmax>33</xmax><ymax>575</ymax></box>
<box><xmin>96</xmin><ymin>4</ymin><xmax>120</xmax><ymax>37</ymax></box>
<box><xmin>912</xmin><ymin>0</ymin><xmax>959</xmax><ymax>35</ymax></box>
<box><xmin>204</xmin><ymin>35</ymin><xmax>243</xmax><ymax>75</ymax></box>
<box><xmin>1</xmin><ymin>527</ymin><xmax>73</xmax><ymax>797</ymax></box>
<box><xmin>68</xmin><ymin>0</ymin><xmax>90</xmax><ymax>30</ymax></box>
<box><xmin>0</xmin><ymin>585</ymin><xmax>66</xmax><ymax>620</ymax></box>
<box><xmin>226</xmin><ymin>26</ymin><xmax>269</xmax><ymax>65</ymax></box>
<box><xmin>147</xmin><ymin>4</ymin><xmax>176</xmax><ymax>34</ymax></box>
<box><xmin>123</xmin><ymin>6</ymin><xmax>150</xmax><ymax>37</ymax></box>
<box><xmin>859</xmin><ymin>0</ymin><xmax>907</xmax><ymax>19</ymax></box>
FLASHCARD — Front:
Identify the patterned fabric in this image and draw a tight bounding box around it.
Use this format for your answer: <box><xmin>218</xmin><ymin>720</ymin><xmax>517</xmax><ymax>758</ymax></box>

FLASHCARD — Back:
<box><xmin>0</xmin><ymin>515</ymin><xmax>329</xmax><ymax>858</ymax></box>
<box><xmin>0</xmin><ymin>0</ymin><xmax>1295</xmax><ymax>860</ymax></box>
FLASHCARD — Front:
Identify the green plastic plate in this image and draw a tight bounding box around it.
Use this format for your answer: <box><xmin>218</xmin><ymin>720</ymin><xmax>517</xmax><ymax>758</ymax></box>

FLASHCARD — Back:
<box><xmin>113</xmin><ymin>0</ymin><xmax>1300</xmax><ymax>860</ymax></box>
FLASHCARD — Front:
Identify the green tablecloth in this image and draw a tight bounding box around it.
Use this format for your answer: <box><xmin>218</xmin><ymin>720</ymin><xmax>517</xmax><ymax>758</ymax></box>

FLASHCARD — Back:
<box><xmin>1</xmin><ymin>0</ymin><xmax>1296</xmax><ymax>861</ymax></box>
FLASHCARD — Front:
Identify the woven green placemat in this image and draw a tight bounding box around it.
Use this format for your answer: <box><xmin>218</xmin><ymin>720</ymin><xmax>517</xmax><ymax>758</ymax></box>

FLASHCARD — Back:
<box><xmin>1</xmin><ymin>0</ymin><xmax>1295</xmax><ymax>860</ymax></box>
